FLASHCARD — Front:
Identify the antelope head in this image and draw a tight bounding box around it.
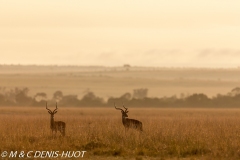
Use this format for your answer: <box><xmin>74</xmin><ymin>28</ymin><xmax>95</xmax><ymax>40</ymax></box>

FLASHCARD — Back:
<box><xmin>46</xmin><ymin>102</ymin><xmax>58</xmax><ymax>118</ymax></box>
<box><xmin>114</xmin><ymin>102</ymin><xmax>129</xmax><ymax>118</ymax></box>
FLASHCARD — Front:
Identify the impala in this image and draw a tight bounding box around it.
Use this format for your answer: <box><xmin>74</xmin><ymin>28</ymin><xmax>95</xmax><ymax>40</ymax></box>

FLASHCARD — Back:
<box><xmin>46</xmin><ymin>102</ymin><xmax>66</xmax><ymax>136</ymax></box>
<box><xmin>114</xmin><ymin>103</ymin><xmax>143</xmax><ymax>131</ymax></box>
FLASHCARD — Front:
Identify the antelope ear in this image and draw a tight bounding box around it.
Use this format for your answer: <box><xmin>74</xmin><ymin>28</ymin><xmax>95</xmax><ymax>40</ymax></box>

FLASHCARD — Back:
<box><xmin>54</xmin><ymin>111</ymin><xmax>58</xmax><ymax>114</ymax></box>
<box><xmin>48</xmin><ymin>111</ymin><xmax>52</xmax><ymax>114</ymax></box>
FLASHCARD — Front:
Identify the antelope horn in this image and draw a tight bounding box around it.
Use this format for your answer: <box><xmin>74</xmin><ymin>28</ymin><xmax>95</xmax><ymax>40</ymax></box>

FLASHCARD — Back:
<box><xmin>122</xmin><ymin>103</ymin><xmax>129</xmax><ymax>113</ymax></box>
<box><xmin>53</xmin><ymin>102</ymin><xmax>58</xmax><ymax>113</ymax></box>
<box><xmin>114</xmin><ymin>102</ymin><xmax>124</xmax><ymax>111</ymax></box>
<box><xmin>46</xmin><ymin>102</ymin><xmax>52</xmax><ymax>112</ymax></box>
<box><xmin>122</xmin><ymin>103</ymin><xmax>128</xmax><ymax>111</ymax></box>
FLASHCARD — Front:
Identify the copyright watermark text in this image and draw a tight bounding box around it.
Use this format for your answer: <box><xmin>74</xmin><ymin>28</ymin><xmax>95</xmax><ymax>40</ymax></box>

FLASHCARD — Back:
<box><xmin>1</xmin><ymin>150</ymin><xmax>86</xmax><ymax>158</ymax></box>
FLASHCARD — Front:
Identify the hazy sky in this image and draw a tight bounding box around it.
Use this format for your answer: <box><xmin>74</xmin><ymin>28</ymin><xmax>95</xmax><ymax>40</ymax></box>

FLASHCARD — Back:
<box><xmin>1</xmin><ymin>0</ymin><xmax>240</xmax><ymax>67</ymax></box>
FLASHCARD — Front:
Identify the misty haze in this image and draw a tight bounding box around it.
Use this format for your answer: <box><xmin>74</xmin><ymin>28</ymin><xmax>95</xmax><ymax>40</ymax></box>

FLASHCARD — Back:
<box><xmin>1</xmin><ymin>0</ymin><xmax>240</xmax><ymax>159</ymax></box>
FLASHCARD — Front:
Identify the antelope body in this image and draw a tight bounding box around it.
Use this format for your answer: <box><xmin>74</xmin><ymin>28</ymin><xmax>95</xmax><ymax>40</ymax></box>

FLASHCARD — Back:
<box><xmin>46</xmin><ymin>102</ymin><xmax>66</xmax><ymax>136</ymax></box>
<box><xmin>115</xmin><ymin>103</ymin><xmax>143</xmax><ymax>131</ymax></box>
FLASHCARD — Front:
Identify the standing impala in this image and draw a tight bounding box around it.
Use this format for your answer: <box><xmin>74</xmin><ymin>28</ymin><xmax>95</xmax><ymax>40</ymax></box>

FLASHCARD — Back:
<box><xmin>114</xmin><ymin>103</ymin><xmax>143</xmax><ymax>131</ymax></box>
<box><xmin>46</xmin><ymin>102</ymin><xmax>66</xmax><ymax>136</ymax></box>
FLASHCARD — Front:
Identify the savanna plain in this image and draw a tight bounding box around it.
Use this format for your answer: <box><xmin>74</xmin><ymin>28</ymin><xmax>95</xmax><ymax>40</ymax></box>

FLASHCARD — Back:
<box><xmin>1</xmin><ymin>65</ymin><xmax>240</xmax><ymax>159</ymax></box>
<box><xmin>1</xmin><ymin>107</ymin><xmax>240</xmax><ymax>160</ymax></box>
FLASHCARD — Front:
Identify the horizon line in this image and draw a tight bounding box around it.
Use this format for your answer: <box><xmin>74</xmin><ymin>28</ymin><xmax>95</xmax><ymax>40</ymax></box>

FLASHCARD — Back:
<box><xmin>1</xmin><ymin>63</ymin><xmax>240</xmax><ymax>70</ymax></box>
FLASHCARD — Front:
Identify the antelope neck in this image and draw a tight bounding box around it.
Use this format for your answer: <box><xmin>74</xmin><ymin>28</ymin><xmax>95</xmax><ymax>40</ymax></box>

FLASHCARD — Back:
<box><xmin>50</xmin><ymin>115</ymin><xmax>54</xmax><ymax>128</ymax></box>
<box><xmin>122</xmin><ymin>115</ymin><xmax>128</xmax><ymax>122</ymax></box>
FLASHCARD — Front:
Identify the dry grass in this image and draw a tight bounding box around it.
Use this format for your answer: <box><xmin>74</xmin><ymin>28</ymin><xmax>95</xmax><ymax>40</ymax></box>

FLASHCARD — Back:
<box><xmin>1</xmin><ymin>107</ymin><xmax>240</xmax><ymax>159</ymax></box>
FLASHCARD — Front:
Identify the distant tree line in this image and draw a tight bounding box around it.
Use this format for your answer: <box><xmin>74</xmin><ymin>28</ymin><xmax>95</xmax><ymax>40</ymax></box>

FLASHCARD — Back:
<box><xmin>0</xmin><ymin>87</ymin><xmax>240</xmax><ymax>108</ymax></box>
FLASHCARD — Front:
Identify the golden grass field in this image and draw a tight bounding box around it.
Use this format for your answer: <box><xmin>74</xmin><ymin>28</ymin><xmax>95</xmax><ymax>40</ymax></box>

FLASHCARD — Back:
<box><xmin>1</xmin><ymin>107</ymin><xmax>240</xmax><ymax>159</ymax></box>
